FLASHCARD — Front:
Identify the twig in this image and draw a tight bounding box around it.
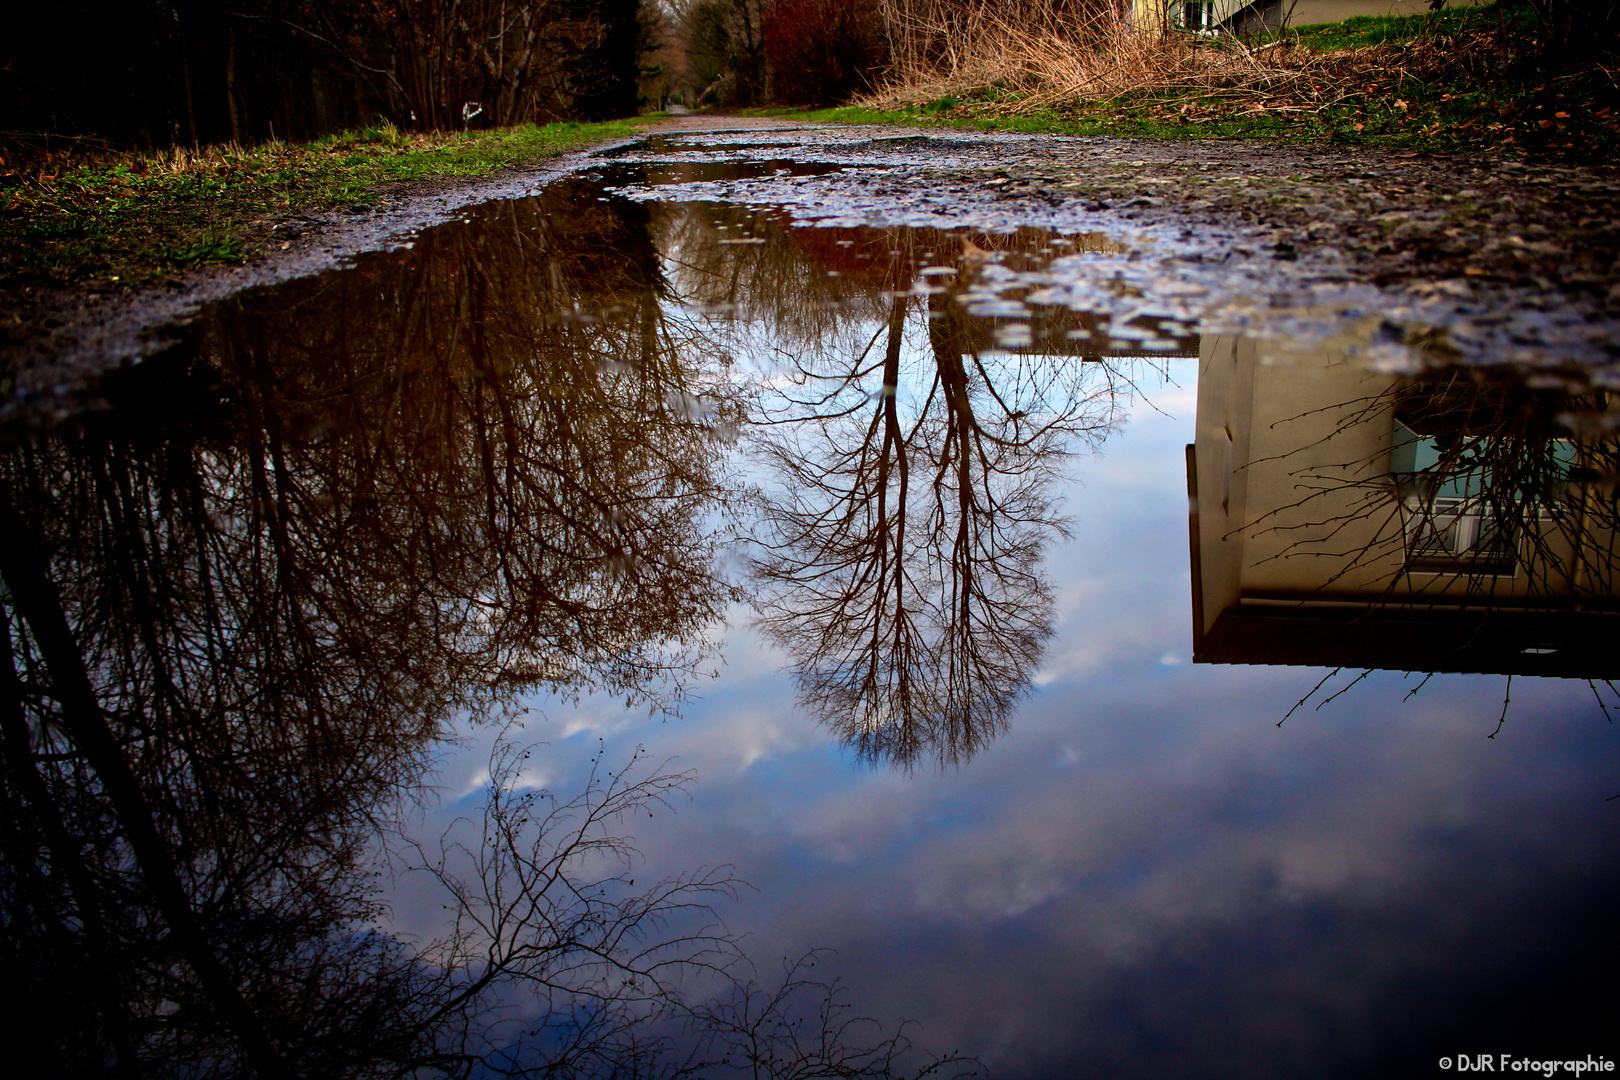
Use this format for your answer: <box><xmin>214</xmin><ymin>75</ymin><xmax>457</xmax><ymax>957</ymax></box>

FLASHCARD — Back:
<box><xmin>1593</xmin><ymin>679</ymin><xmax>1617</xmax><ymax>724</ymax></box>
<box><xmin>1488</xmin><ymin>674</ymin><xmax>1512</xmax><ymax>739</ymax></box>
<box><xmin>1314</xmin><ymin>668</ymin><xmax>1371</xmax><ymax>711</ymax></box>
<box><xmin>1403</xmin><ymin>671</ymin><xmax>1435</xmax><ymax>701</ymax></box>
<box><xmin>1280</xmin><ymin>667</ymin><xmax>1342</xmax><ymax>726</ymax></box>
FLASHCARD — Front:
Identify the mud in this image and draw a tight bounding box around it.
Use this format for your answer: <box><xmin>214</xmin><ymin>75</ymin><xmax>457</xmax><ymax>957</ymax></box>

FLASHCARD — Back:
<box><xmin>5</xmin><ymin>115</ymin><xmax>1617</xmax><ymax>428</ymax></box>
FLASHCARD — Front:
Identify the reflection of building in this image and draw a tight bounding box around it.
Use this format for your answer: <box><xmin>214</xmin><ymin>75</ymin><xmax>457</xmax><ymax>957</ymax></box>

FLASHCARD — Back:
<box><xmin>1187</xmin><ymin>334</ymin><xmax>1619</xmax><ymax>678</ymax></box>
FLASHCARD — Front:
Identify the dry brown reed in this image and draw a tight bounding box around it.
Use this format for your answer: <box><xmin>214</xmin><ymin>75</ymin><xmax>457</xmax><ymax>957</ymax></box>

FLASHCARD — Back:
<box><xmin>864</xmin><ymin>0</ymin><xmax>1383</xmax><ymax>116</ymax></box>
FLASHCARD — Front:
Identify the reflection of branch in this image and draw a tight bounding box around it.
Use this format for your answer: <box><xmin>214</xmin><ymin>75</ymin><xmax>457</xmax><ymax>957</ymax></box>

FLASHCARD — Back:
<box><xmin>409</xmin><ymin>740</ymin><xmax>741</xmax><ymax>1072</ymax></box>
<box><xmin>683</xmin><ymin>950</ymin><xmax>988</xmax><ymax>1080</ymax></box>
<box><xmin>407</xmin><ymin>738</ymin><xmax>985</xmax><ymax>1077</ymax></box>
<box><xmin>1404</xmin><ymin>672</ymin><xmax>1435</xmax><ymax>701</ymax></box>
<box><xmin>1313</xmin><ymin>668</ymin><xmax>1371</xmax><ymax>712</ymax></box>
<box><xmin>1489</xmin><ymin>675</ymin><xmax>1513</xmax><ymax>739</ymax></box>
<box><xmin>1278</xmin><ymin>666</ymin><xmax>1342</xmax><ymax>727</ymax></box>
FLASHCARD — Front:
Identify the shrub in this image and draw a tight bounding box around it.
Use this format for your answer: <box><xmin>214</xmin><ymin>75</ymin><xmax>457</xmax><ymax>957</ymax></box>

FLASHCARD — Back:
<box><xmin>763</xmin><ymin>0</ymin><xmax>890</xmax><ymax>105</ymax></box>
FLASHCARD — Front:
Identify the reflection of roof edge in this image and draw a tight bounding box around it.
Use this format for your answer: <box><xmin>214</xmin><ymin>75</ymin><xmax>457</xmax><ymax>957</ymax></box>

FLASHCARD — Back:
<box><xmin>1193</xmin><ymin>606</ymin><xmax>1620</xmax><ymax>679</ymax></box>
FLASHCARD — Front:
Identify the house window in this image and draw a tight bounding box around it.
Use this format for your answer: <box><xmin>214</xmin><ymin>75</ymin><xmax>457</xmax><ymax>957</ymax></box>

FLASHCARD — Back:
<box><xmin>1392</xmin><ymin>419</ymin><xmax>1518</xmax><ymax>574</ymax></box>
<box><xmin>1404</xmin><ymin>494</ymin><xmax>1516</xmax><ymax>571</ymax></box>
<box><xmin>1182</xmin><ymin>2</ymin><xmax>1208</xmax><ymax>29</ymax></box>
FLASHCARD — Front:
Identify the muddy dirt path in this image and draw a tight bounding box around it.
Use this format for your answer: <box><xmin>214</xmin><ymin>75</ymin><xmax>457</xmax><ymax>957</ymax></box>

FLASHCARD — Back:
<box><xmin>6</xmin><ymin>118</ymin><xmax>1617</xmax><ymax>428</ymax></box>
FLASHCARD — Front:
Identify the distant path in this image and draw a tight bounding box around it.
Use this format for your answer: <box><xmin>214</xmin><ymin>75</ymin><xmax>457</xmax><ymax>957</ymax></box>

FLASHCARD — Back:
<box><xmin>643</xmin><ymin>112</ymin><xmax>819</xmax><ymax>135</ymax></box>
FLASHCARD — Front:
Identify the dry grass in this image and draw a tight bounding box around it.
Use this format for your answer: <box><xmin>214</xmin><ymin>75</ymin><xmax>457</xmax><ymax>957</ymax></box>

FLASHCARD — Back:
<box><xmin>865</xmin><ymin>0</ymin><xmax>1362</xmax><ymax>116</ymax></box>
<box><xmin>851</xmin><ymin>1</ymin><xmax>1618</xmax><ymax>160</ymax></box>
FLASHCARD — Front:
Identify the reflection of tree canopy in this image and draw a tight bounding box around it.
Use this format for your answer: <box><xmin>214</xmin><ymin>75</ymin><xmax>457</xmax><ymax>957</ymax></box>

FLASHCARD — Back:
<box><xmin>210</xmin><ymin>182</ymin><xmax>739</xmax><ymax>703</ymax></box>
<box><xmin>687</xmin><ymin>217</ymin><xmax>1134</xmax><ymax>767</ymax></box>
<box><xmin>0</xmin><ymin>184</ymin><xmax>742</xmax><ymax>1075</ymax></box>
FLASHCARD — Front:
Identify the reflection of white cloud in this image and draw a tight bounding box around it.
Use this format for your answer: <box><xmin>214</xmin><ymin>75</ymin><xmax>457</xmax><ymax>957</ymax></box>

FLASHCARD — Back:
<box><xmin>610</xmin><ymin>650</ymin><xmax>1618</xmax><ymax>1074</ymax></box>
<box><xmin>451</xmin><ymin>762</ymin><xmax>552</xmax><ymax>795</ymax></box>
<box><xmin>506</xmin><ymin>767</ymin><xmax>552</xmax><ymax>793</ymax></box>
<box><xmin>920</xmin><ymin>862</ymin><xmax>1064</xmax><ymax>920</ymax></box>
<box><xmin>701</xmin><ymin>704</ymin><xmax>807</xmax><ymax>775</ymax></box>
<box><xmin>455</xmin><ymin>767</ymin><xmax>491</xmax><ymax>799</ymax></box>
<box><xmin>389</xmin><ymin>380</ymin><xmax>1620</xmax><ymax>1078</ymax></box>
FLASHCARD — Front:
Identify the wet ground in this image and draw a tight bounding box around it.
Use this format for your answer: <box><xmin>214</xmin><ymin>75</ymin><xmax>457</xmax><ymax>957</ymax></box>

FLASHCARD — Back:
<box><xmin>5</xmin><ymin>118</ymin><xmax>1617</xmax><ymax>426</ymax></box>
<box><xmin>4</xmin><ymin>121</ymin><xmax>1619</xmax><ymax>1077</ymax></box>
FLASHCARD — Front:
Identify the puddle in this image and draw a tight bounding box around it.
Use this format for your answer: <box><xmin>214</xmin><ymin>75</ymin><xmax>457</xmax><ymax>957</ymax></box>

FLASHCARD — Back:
<box><xmin>592</xmin><ymin>158</ymin><xmax>847</xmax><ymax>188</ymax></box>
<box><xmin>4</xmin><ymin>133</ymin><xmax>1617</xmax><ymax>1078</ymax></box>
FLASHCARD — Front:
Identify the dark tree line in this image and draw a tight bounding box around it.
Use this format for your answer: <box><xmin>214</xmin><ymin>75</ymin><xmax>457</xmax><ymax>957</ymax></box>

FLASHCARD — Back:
<box><xmin>3</xmin><ymin>0</ymin><xmax>649</xmax><ymax>147</ymax></box>
<box><xmin>671</xmin><ymin>0</ymin><xmax>890</xmax><ymax>107</ymax></box>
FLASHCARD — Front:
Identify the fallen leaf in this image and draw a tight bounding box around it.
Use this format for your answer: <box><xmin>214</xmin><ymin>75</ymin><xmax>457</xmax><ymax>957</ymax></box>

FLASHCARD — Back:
<box><xmin>1554</xmin><ymin>111</ymin><xmax>1570</xmax><ymax>119</ymax></box>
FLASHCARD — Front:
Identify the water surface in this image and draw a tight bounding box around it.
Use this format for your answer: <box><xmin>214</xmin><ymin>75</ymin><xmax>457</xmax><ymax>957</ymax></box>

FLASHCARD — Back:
<box><xmin>5</xmin><ymin>134</ymin><xmax>1617</xmax><ymax>1078</ymax></box>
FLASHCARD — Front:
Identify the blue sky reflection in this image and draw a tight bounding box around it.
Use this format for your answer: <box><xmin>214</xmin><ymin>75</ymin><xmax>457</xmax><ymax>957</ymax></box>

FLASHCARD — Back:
<box><xmin>408</xmin><ymin>367</ymin><xmax>1620</xmax><ymax>1077</ymax></box>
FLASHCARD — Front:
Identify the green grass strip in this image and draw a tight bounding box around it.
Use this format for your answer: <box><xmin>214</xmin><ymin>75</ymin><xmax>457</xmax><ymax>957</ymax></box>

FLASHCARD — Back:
<box><xmin>1</xmin><ymin>117</ymin><xmax>652</xmax><ymax>292</ymax></box>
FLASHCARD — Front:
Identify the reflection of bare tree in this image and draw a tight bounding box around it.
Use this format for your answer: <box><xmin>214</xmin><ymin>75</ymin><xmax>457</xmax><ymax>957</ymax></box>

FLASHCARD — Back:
<box><xmin>733</xmin><ymin>233</ymin><xmax>1134</xmax><ymax>767</ymax></box>
<box><xmin>0</xmin><ymin>184</ymin><xmax>744</xmax><ymax>1076</ymax></box>
<box><xmin>212</xmin><ymin>184</ymin><xmax>743</xmax><ymax>705</ymax></box>
<box><xmin>682</xmin><ymin>949</ymin><xmax>987</xmax><ymax>1079</ymax></box>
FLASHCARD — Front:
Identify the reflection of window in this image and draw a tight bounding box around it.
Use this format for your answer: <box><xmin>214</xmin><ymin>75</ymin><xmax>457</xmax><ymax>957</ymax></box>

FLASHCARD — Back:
<box><xmin>1404</xmin><ymin>494</ymin><xmax>1515</xmax><ymax>572</ymax></box>
<box><xmin>1392</xmin><ymin>419</ymin><xmax>1518</xmax><ymax>574</ymax></box>
<box><xmin>1391</xmin><ymin>420</ymin><xmax>1488</xmax><ymax>500</ymax></box>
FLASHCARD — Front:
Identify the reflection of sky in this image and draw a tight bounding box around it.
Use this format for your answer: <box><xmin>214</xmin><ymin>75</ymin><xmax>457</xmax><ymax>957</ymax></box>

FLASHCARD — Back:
<box><xmin>405</xmin><ymin>361</ymin><xmax>1620</xmax><ymax>1078</ymax></box>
